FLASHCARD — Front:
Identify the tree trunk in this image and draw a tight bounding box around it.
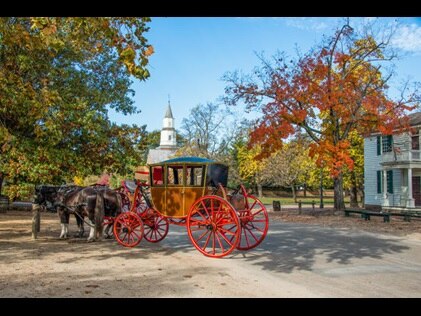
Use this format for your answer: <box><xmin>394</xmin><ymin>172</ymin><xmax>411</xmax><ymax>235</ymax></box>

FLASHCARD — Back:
<box><xmin>303</xmin><ymin>183</ymin><xmax>307</xmax><ymax>197</ymax></box>
<box><xmin>349</xmin><ymin>171</ymin><xmax>359</xmax><ymax>207</ymax></box>
<box><xmin>0</xmin><ymin>173</ymin><xmax>3</xmax><ymax>196</ymax></box>
<box><xmin>292</xmin><ymin>184</ymin><xmax>297</xmax><ymax>203</ymax></box>
<box><xmin>257</xmin><ymin>183</ymin><xmax>263</xmax><ymax>199</ymax></box>
<box><xmin>333</xmin><ymin>173</ymin><xmax>345</xmax><ymax>211</ymax></box>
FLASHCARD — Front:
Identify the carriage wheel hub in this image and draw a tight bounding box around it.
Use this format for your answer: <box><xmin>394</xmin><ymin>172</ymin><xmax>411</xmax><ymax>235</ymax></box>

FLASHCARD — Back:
<box><xmin>206</xmin><ymin>222</ymin><xmax>217</xmax><ymax>231</ymax></box>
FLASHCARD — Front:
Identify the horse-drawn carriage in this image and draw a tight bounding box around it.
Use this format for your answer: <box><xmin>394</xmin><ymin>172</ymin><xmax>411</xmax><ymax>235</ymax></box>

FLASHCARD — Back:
<box><xmin>112</xmin><ymin>157</ymin><xmax>269</xmax><ymax>258</ymax></box>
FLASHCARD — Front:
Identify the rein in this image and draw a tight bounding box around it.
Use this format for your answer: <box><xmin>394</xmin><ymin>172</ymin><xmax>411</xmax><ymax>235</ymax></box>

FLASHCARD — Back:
<box><xmin>55</xmin><ymin>203</ymin><xmax>95</xmax><ymax>228</ymax></box>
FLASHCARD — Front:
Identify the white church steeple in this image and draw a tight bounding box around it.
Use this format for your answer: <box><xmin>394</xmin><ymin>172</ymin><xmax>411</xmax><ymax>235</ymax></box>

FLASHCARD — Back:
<box><xmin>159</xmin><ymin>101</ymin><xmax>177</xmax><ymax>148</ymax></box>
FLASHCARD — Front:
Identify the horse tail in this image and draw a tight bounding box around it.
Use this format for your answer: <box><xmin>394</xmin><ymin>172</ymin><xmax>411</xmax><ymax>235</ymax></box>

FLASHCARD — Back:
<box><xmin>95</xmin><ymin>191</ymin><xmax>105</xmax><ymax>239</ymax></box>
<box><xmin>115</xmin><ymin>191</ymin><xmax>122</xmax><ymax>216</ymax></box>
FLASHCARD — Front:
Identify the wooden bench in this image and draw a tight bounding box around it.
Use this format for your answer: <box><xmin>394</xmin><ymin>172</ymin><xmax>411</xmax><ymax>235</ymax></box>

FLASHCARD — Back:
<box><xmin>344</xmin><ymin>209</ymin><xmax>365</xmax><ymax>217</ymax></box>
<box><xmin>344</xmin><ymin>209</ymin><xmax>390</xmax><ymax>222</ymax></box>
<box><xmin>362</xmin><ymin>211</ymin><xmax>390</xmax><ymax>223</ymax></box>
<box><xmin>390</xmin><ymin>211</ymin><xmax>421</xmax><ymax>222</ymax></box>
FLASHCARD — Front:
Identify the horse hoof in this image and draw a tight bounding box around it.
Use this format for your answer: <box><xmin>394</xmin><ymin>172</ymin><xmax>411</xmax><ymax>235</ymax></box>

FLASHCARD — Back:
<box><xmin>87</xmin><ymin>238</ymin><xmax>95</xmax><ymax>243</ymax></box>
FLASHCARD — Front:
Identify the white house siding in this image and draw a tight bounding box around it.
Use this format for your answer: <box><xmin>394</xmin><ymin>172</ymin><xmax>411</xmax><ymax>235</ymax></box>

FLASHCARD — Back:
<box><xmin>364</xmin><ymin>133</ymin><xmax>408</xmax><ymax>208</ymax></box>
<box><xmin>364</xmin><ymin>136</ymin><xmax>382</xmax><ymax>206</ymax></box>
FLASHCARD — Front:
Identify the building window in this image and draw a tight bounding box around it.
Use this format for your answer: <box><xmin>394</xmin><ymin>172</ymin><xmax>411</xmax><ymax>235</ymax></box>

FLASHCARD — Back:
<box><xmin>168</xmin><ymin>135</ymin><xmax>171</xmax><ymax>141</ymax></box>
<box><xmin>382</xmin><ymin>135</ymin><xmax>392</xmax><ymax>153</ymax></box>
<box><xmin>412</xmin><ymin>135</ymin><xmax>419</xmax><ymax>150</ymax></box>
<box><xmin>387</xmin><ymin>170</ymin><xmax>393</xmax><ymax>194</ymax></box>
<box><xmin>377</xmin><ymin>170</ymin><xmax>382</xmax><ymax>194</ymax></box>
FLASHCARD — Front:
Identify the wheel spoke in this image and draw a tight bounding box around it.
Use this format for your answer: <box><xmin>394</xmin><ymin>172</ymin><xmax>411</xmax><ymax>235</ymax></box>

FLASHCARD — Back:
<box><xmin>246</xmin><ymin>227</ymin><xmax>260</xmax><ymax>242</ymax></box>
<box><xmin>243</xmin><ymin>228</ymin><xmax>251</xmax><ymax>248</ymax></box>
<box><xmin>248</xmin><ymin>199</ymin><xmax>257</xmax><ymax>210</ymax></box>
<box><xmin>131</xmin><ymin>230</ymin><xmax>141</xmax><ymax>240</ymax></box>
<box><xmin>215</xmin><ymin>232</ymin><xmax>225</xmax><ymax>253</ymax></box>
<box><xmin>196</xmin><ymin>229</ymin><xmax>210</xmax><ymax>242</ymax></box>
<box><xmin>202</xmin><ymin>231</ymin><xmax>212</xmax><ymax>251</ymax></box>
<box><xmin>200</xmin><ymin>201</ymin><xmax>211</xmax><ymax>219</ymax></box>
<box><xmin>249</xmin><ymin>219</ymin><xmax>267</xmax><ymax>223</ymax></box>
<box><xmin>217</xmin><ymin>230</ymin><xmax>233</xmax><ymax>246</ymax></box>
<box><xmin>246</xmin><ymin>224</ymin><xmax>265</xmax><ymax>233</ymax></box>
<box><xmin>195</xmin><ymin>208</ymin><xmax>209</xmax><ymax>223</ymax></box>
<box><xmin>212</xmin><ymin>231</ymin><xmax>216</xmax><ymax>255</ymax></box>
<box><xmin>120</xmin><ymin>232</ymin><xmax>128</xmax><ymax>241</ymax></box>
<box><xmin>250</xmin><ymin>208</ymin><xmax>263</xmax><ymax>216</ymax></box>
<box><xmin>219</xmin><ymin>226</ymin><xmax>237</xmax><ymax>235</ymax></box>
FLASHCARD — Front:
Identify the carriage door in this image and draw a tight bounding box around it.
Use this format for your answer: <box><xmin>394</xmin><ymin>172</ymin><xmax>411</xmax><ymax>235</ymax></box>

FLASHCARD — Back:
<box><xmin>184</xmin><ymin>165</ymin><xmax>205</xmax><ymax>216</ymax></box>
<box><xmin>150</xmin><ymin>166</ymin><xmax>165</xmax><ymax>214</ymax></box>
<box><xmin>165</xmin><ymin>165</ymin><xmax>185</xmax><ymax>217</ymax></box>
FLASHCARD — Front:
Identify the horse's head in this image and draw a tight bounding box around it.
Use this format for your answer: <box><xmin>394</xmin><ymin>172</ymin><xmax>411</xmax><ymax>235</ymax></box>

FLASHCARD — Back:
<box><xmin>34</xmin><ymin>185</ymin><xmax>60</xmax><ymax>211</ymax></box>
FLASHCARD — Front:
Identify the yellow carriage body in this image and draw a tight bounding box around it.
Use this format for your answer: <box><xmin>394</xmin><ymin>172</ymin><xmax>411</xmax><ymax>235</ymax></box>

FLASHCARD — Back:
<box><xmin>148</xmin><ymin>157</ymin><xmax>228</xmax><ymax>217</ymax></box>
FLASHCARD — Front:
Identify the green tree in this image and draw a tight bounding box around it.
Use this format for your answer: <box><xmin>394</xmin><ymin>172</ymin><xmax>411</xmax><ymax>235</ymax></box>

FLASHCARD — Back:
<box><xmin>177</xmin><ymin>102</ymin><xmax>237</xmax><ymax>158</ymax></box>
<box><xmin>0</xmin><ymin>17</ymin><xmax>153</xmax><ymax>199</ymax></box>
<box><xmin>262</xmin><ymin>138</ymin><xmax>315</xmax><ymax>201</ymax></box>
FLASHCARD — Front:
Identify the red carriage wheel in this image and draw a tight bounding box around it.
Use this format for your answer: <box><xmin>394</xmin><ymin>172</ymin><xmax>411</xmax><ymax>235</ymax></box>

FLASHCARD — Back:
<box><xmin>113</xmin><ymin>212</ymin><xmax>144</xmax><ymax>247</ymax></box>
<box><xmin>134</xmin><ymin>193</ymin><xmax>148</xmax><ymax>216</ymax></box>
<box><xmin>236</xmin><ymin>195</ymin><xmax>269</xmax><ymax>250</ymax></box>
<box><xmin>187</xmin><ymin>195</ymin><xmax>240</xmax><ymax>258</ymax></box>
<box><xmin>119</xmin><ymin>192</ymin><xmax>131</xmax><ymax>213</ymax></box>
<box><xmin>142</xmin><ymin>209</ymin><xmax>169</xmax><ymax>243</ymax></box>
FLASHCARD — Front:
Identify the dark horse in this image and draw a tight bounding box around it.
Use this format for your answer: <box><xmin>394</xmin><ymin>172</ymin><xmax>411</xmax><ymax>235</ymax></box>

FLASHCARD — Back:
<box><xmin>55</xmin><ymin>185</ymin><xmax>122</xmax><ymax>241</ymax></box>
<box><xmin>94</xmin><ymin>185</ymin><xmax>122</xmax><ymax>238</ymax></box>
<box><xmin>34</xmin><ymin>185</ymin><xmax>122</xmax><ymax>241</ymax></box>
<box><xmin>55</xmin><ymin>186</ymin><xmax>105</xmax><ymax>242</ymax></box>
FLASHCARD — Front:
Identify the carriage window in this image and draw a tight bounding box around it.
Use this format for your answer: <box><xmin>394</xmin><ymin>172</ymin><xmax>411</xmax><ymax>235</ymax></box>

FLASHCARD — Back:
<box><xmin>167</xmin><ymin>165</ymin><xmax>184</xmax><ymax>186</ymax></box>
<box><xmin>151</xmin><ymin>166</ymin><xmax>164</xmax><ymax>186</ymax></box>
<box><xmin>186</xmin><ymin>166</ymin><xmax>204</xmax><ymax>186</ymax></box>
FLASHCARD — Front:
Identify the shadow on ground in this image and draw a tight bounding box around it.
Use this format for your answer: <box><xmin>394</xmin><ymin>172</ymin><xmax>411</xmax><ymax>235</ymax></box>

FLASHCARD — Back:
<box><xmin>0</xmin><ymin>211</ymin><xmax>411</xmax><ymax>275</ymax></box>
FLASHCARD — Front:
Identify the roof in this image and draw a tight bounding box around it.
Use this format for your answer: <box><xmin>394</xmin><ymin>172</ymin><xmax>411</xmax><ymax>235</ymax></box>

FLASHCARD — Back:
<box><xmin>409</xmin><ymin>112</ymin><xmax>421</xmax><ymax>127</ymax></box>
<box><xmin>367</xmin><ymin>112</ymin><xmax>421</xmax><ymax>137</ymax></box>
<box><xmin>150</xmin><ymin>156</ymin><xmax>216</xmax><ymax>165</ymax></box>
<box><xmin>146</xmin><ymin>148</ymin><xmax>177</xmax><ymax>164</ymax></box>
<box><xmin>165</xmin><ymin>102</ymin><xmax>174</xmax><ymax>119</ymax></box>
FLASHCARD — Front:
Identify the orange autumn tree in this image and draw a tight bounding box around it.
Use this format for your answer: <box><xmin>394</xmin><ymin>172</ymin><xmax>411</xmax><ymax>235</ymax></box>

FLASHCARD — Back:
<box><xmin>224</xmin><ymin>22</ymin><xmax>419</xmax><ymax>210</ymax></box>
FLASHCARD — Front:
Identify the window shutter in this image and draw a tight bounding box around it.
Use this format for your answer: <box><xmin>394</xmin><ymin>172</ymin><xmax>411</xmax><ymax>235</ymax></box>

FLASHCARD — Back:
<box><xmin>387</xmin><ymin>170</ymin><xmax>393</xmax><ymax>194</ymax></box>
<box><xmin>387</xmin><ymin>135</ymin><xmax>393</xmax><ymax>151</ymax></box>
<box><xmin>377</xmin><ymin>170</ymin><xmax>382</xmax><ymax>194</ymax></box>
<box><xmin>377</xmin><ymin>136</ymin><xmax>381</xmax><ymax>155</ymax></box>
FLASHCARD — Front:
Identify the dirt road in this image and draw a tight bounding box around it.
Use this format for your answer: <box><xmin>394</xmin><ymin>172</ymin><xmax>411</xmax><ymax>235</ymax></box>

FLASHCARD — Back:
<box><xmin>1</xmin><ymin>211</ymin><xmax>421</xmax><ymax>297</ymax></box>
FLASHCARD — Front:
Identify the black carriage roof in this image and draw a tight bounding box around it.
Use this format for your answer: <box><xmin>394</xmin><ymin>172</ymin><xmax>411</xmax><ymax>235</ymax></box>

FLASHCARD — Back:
<box><xmin>149</xmin><ymin>156</ymin><xmax>219</xmax><ymax>165</ymax></box>
<box><xmin>149</xmin><ymin>156</ymin><xmax>229</xmax><ymax>187</ymax></box>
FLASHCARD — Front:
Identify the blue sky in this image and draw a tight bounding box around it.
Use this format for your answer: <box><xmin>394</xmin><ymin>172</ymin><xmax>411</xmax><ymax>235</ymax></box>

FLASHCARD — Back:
<box><xmin>109</xmin><ymin>17</ymin><xmax>421</xmax><ymax>132</ymax></box>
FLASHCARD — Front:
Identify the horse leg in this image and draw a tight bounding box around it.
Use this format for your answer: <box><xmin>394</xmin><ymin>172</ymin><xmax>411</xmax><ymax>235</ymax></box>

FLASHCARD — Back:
<box><xmin>74</xmin><ymin>213</ymin><xmax>85</xmax><ymax>238</ymax></box>
<box><xmin>87</xmin><ymin>218</ymin><xmax>96</xmax><ymax>242</ymax></box>
<box><xmin>103</xmin><ymin>223</ymin><xmax>113</xmax><ymax>239</ymax></box>
<box><xmin>58</xmin><ymin>208</ymin><xmax>70</xmax><ymax>239</ymax></box>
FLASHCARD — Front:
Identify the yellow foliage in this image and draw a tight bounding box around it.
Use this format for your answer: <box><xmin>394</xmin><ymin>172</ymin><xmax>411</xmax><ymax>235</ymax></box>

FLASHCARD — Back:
<box><xmin>236</xmin><ymin>144</ymin><xmax>267</xmax><ymax>183</ymax></box>
<box><xmin>73</xmin><ymin>176</ymin><xmax>84</xmax><ymax>186</ymax></box>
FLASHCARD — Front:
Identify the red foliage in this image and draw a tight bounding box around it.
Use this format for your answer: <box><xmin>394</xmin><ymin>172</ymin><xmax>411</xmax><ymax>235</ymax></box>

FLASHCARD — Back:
<box><xmin>235</xmin><ymin>36</ymin><xmax>416</xmax><ymax>178</ymax></box>
<box><xmin>96</xmin><ymin>173</ymin><xmax>110</xmax><ymax>186</ymax></box>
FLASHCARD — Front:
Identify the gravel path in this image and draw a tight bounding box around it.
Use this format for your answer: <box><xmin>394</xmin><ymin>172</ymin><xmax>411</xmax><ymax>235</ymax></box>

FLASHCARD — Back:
<box><xmin>1</xmin><ymin>210</ymin><xmax>420</xmax><ymax>297</ymax></box>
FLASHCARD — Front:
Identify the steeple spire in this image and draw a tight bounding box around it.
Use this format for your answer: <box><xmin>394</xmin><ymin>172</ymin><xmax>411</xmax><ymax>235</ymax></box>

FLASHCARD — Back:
<box><xmin>165</xmin><ymin>100</ymin><xmax>174</xmax><ymax>119</ymax></box>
